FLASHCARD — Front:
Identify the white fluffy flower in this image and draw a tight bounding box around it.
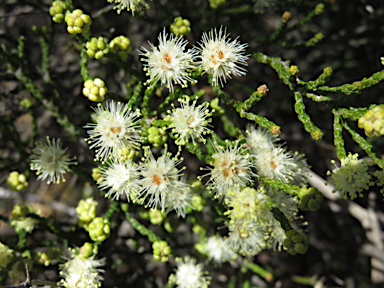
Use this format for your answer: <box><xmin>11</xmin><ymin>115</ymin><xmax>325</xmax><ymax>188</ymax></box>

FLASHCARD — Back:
<box><xmin>174</xmin><ymin>256</ymin><xmax>210</xmax><ymax>288</ymax></box>
<box><xmin>166</xmin><ymin>95</ymin><xmax>213</xmax><ymax>145</ymax></box>
<box><xmin>204</xmin><ymin>235</ymin><xmax>237</xmax><ymax>264</ymax></box>
<box><xmin>225</xmin><ymin>187</ymin><xmax>271</xmax><ymax>224</ymax></box>
<box><xmin>107</xmin><ymin>0</ymin><xmax>149</xmax><ymax>15</ymax></box>
<box><xmin>30</xmin><ymin>137</ymin><xmax>77</xmax><ymax>184</ymax></box>
<box><xmin>225</xmin><ymin>221</ymin><xmax>267</xmax><ymax>256</ymax></box>
<box><xmin>84</xmin><ymin>101</ymin><xmax>141</xmax><ymax>162</ymax></box>
<box><xmin>254</xmin><ymin>147</ymin><xmax>296</xmax><ymax>182</ymax></box>
<box><xmin>289</xmin><ymin>151</ymin><xmax>309</xmax><ymax>186</ymax></box>
<box><xmin>98</xmin><ymin>159</ymin><xmax>141</xmax><ymax>201</ymax></box>
<box><xmin>166</xmin><ymin>183</ymin><xmax>193</xmax><ymax>218</ymax></box>
<box><xmin>139</xmin><ymin>29</ymin><xmax>197</xmax><ymax>91</ymax></box>
<box><xmin>203</xmin><ymin>141</ymin><xmax>257</xmax><ymax>197</ymax></box>
<box><xmin>195</xmin><ymin>27</ymin><xmax>249</xmax><ymax>87</ymax></box>
<box><xmin>60</xmin><ymin>249</ymin><xmax>105</xmax><ymax>288</ymax></box>
<box><xmin>329</xmin><ymin>153</ymin><xmax>372</xmax><ymax>199</ymax></box>
<box><xmin>139</xmin><ymin>147</ymin><xmax>189</xmax><ymax>210</ymax></box>
<box><xmin>245</xmin><ymin>124</ymin><xmax>280</xmax><ymax>153</ymax></box>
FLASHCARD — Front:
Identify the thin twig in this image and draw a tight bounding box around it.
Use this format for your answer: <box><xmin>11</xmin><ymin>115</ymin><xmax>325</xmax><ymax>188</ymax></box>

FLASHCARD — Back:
<box><xmin>0</xmin><ymin>264</ymin><xmax>62</xmax><ymax>288</ymax></box>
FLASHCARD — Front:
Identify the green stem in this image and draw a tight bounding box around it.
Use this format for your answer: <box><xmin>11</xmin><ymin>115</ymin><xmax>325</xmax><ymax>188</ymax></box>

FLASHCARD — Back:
<box><xmin>332</xmin><ymin>109</ymin><xmax>347</xmax><ymax>160</ymax></box>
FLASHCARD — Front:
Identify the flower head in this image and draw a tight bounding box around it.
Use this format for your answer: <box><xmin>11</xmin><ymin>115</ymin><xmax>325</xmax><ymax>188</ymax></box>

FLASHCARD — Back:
<box><xmin>225</xmin><ymin>187</ymin><xmax>271</xmax><ymax>224</ymax></box>
<box><xmin>98</xmin><ymin>159</ymin><xmax>141</xmax><ymax>201</ymax></box>
<box><xmin>329</xmin><ymin>153</ymin><xmax>372</xmax><ymax>199</ymax></box>
<box><xmin>245</xmin><ymin>124</ymin><xmax>280</xmax><ymax>153</ymax></box>
<box><xmin>166</xmin><ymin>181</ymin><xmax>193</xmax><ymax>218</ymax></box>
<box><xmin>254</xmin><ymin>146</ymin><xmax>296</xmax><ymax>182</ymax></box>
<box><xmin>30</xmin><ymin>137</ymin><xmax>77</xmax><ymax>184</ymax></box>
<box><xmin>84</xmin><ymin>101</ymin><xmax>141</xmax><ymax>162</ymax></box>
<box><xmin>195</xmin><ymin>27</ymin><xmax>249</xmax><ymax>87</ymax></box>
<box><xmin>225</xmin><ymin>221</ymin><xmax>267</xmax><ymax>256</ymax></box>
<box><xmin>204</xmin><ymin>235</ymin><xmax>237</xmax><ymax>264</ymax></box>
<box><xmin>289</xmin><ymin>151</ymin><xmax>309</xmax><ymax>186</ymax></box>
<box><xmin>139</xmin><ymin>146</ymin><xmax>189</xmax><ymax>210</ymax></box>
<box><xmin>174</xmin><ymin>256</ymin><xmax>210</xmax><ymax>288</ymax></box>
<box><xmin>166</xmin><ymin>95</ymin><xmax>213</xmax><ymax>145</ymax></box>
<box><xmin>203</xmin><ymin>141</ymin><xmax>257</xmax><ymax>197</ymax></box>
<box><xmin>60</xmin><ymin>248</ymin><xmax>105</xmax><ymax>288</ymax></box>
<box><xmin>108</xmin><ymin>0</ymin><xmax>150</xmax><ymax>15</ymax></box>
<box><xmin>139</xmin><ymin>29</ymin><xmax>197</xmax><ymax>92</ymax></box>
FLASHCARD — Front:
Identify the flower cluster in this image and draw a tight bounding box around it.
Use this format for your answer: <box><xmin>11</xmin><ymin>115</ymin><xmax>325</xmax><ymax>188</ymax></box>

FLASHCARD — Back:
<box><xmin>84</xmin><ymin>101</ymin><xmax>194</xmax><ymax>217</ymax></box>
<box><xmin>60</xmin><ymin>247</ymin><xmax>105</xmax><ymax>288</ymax></box>
<box><xmin>328</xmin><ymin>153</ymin><xmax>372</xmax><ymax>199</ymax></box>
<box><xmin>7</xmin><ymin>171</ymin><xmax>28</xmax><ymax>191</ymax></box>
<box><xmin>200</xmin><ymin>125</ymin><xmax>308</xmax><ymax>256</ymax></box>
<box><xmin>358</xmin><ymin>106</ymin><xmax>384</xmax><ymax>137</ymax></box>
<box><xmin>139</xmin><ymin>27</ymin><xmax>249</xmax><ymax>91</ymax></box>
<box><xmin>64</xmin><ymin>9</ymin><xmax>92</xmax><ymax>34</ymax></box>
<box><xmin>109</xmin><ymin>35</ymin><xmax>132</xmax><ymax>60</ymax></box>
<box><xmin>83</xmin><ymin>78</ymin><xmax>107</xmax><ymax>102</ymax></box>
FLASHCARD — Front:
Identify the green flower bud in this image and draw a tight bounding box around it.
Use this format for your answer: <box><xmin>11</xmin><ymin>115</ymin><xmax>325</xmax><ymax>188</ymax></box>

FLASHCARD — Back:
<box><xmin>139</xmin><ymin>209</ymin><xmax>149</xmax><ymax>219</ymax></box>
<box><xmin>358</xmin><ymin>106</ymin><xmax>384</xmax><ymax>137</ymax></box>
<box><xmin>11</xmin><ymin>205</ymin><xmax>38</xmax><ymax>233</ymax></box>
<box><xmin>92</xmin><ymin>167</ymin><xmax>102</xmax><ymax>183</ymax></box>
<box><xmin>83</xmin><ymin>78</ymin><xmax>107</xmax><ymax>102</ymax></box>
<box><xmin>49</xmin><ymin>0</ymin><xmax>68</xmax><ymax>23</ymax></box>
<box><xmin>12</xmin><ymin>204</ymin><xmax>31</xmax><ymax>220</ymax></box>
<box><xmin>149</xmin><ymin>209</ymin><xmax>165</xmax><ymax>225</ymax></box>
<box><xmin>315</xmin><ymin>3</ymin><xmax>325</xmax><ymax>15</ymax></box>
<box><xmin>193</xmin><ymin>223</ymin><xmax>206</xmax><ymax>235</ymax></box>
<box><xmin>191</xmin><ymin>194</ymin><xmax>205</xmax><ymax>212</ymax></box>
<box><xmin>79</xmin><ymin>242</ymin><xmax>95</xmax><ymax>259</ymax></box>
<box><xmin>7</xmin><ymin>171</ymin><xmax>28</xmax><ymax>192</ymax></box>
<box><xmin>210</xmin><ymin>98</ymin><xmax>224</xmax><ymax>115</ymax></box>
<box><xmin>147</xmin><ymin>126</ymin><xmax>167</xmax><ymax>147</ymax></box>
<box><xmin>20</xmin><ymin>98</ymin><xmax>33</xmax><ymax>109</ymax></box>
<box><xmin>152</xmin><ymin>240</ymin><xmax>172</xmax><ymax>262</ymax></box>
<box><xmin>36</xmin><ymin>252</ymin><xmax>50</xmax><ymax>266</ymax></box>
<box><xmin>86</xmin><ymin>37</ymin><xmax>109</xmax><ymax>59</ymax></box>
<box><xmin>163</xmin><ymin>218</ymin><xmax>180</xmax><ymax>233</ymax></box>
<box><xmin>364</xmin><ymin>121</ymin><xmax>373</xmax><ymax>133</ymax></box>
<box><xmin>109</xmin><ymin>36</ymin><xmax>132</xmax><ymax>60</ymax></box>
<box><xmin>289</xmin><ymin>65</ymin><xmax>299</xmax><ymax>75</ymax></box>
<box><xmin>88</xmin><ymin>217</ymin><xmax>110</xmax><ymax>242</ymax></box>
<box><xmin>170</xmin><ymin>17</ymin><xmax>191</xmax><ymax>36</ymax></box>
<box><xmin>298</xmin><ymin>187</ymin><xmax>323</xmax><ymax>211</ymax></box>
<box><xmin>76</xmin><ymin>198</ymin><xmax>98</xmax><ymax>229</ymax></box>
<box><xmin>115</xmin><ymin>146</ymin><xmax>136</xmax><ymax>163</ymax></box>
<box><xmin>65</xmin><ymin>9</ymin><xmax>92</xmax><ymax>35</ymax></box>
<box><xmin>358</xmin><ymin>117</ymin><xmax>366</xmax><ymax>129</ymax></box>
<box><xmin>284</xmin><ymin>229</ymin><xmax>309</xmax><ymax>255</ymax></box>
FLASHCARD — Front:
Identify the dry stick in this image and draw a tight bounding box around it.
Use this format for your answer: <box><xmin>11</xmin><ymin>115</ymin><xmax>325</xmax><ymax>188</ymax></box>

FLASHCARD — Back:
<box><xmin>0</xmin><ymin>264</ymin><xmax>62</xmax><ymax>288</ymax></box>
<box><xmin>307</xmin><ymin>170</ymin><xmax>384</xmax><ymax>286</ymax></box>
<box><xmin>367</xmin><ymin>192</ymin><xmax>384</xmax><ymax>284</ymax></box>
<box><xmin>0</xmin><ymin>187</ymin><xmax>76</xmax><ymax>217</ymax></box>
